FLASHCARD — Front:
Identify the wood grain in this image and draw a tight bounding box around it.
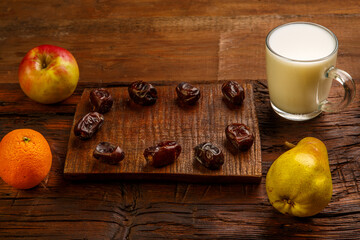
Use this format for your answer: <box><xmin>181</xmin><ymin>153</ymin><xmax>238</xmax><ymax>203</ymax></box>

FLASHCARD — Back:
<box><xmin>0</xmin><ymin>82</ymin><xmax>359</xmax><ymax>239</ymax></box>
<box><xmin>1</xmin><ymin>14</ymin><xmax>359</xmax><ymax>85</ymax></box>
<box><xmin>0</xmin><ymin>0</ymin><xmax>360</xmax><ymax>239</ymax></box>
<box><xmin>1</xmin><ymin>0</ymin><xmax>359</xmax><ymax>20</ymax></box>
<box><xmin>64</xmin><ymin>83</ymin><xmax>262</xmax><ymax>182</ymax></box>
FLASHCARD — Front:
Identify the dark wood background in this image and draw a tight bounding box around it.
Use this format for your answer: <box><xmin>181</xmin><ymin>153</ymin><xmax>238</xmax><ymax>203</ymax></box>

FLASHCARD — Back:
<box><xmin>0</xmin><ymin>1</ymin><xmax>359</xmax><ymax>239</ymax></box>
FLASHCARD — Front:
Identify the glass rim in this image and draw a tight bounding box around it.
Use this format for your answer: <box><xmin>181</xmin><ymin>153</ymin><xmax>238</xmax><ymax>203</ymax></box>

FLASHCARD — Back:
<box><xmin>265</xmin><ymin>22</ymin><xmax>339</xmax><ymax>63</ymax></box>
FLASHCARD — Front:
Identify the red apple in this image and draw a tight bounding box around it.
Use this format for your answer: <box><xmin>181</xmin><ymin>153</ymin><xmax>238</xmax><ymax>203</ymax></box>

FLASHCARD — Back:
<box><xmin>18</xmin><ymin>45</ymin><xmax>79</xmax><ymax>104</ymax></box>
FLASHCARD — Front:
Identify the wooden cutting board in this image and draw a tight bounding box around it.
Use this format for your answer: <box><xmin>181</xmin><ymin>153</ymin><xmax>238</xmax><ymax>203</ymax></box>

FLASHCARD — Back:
<box><xmin>64</xmin><ymin>82</ymin><xmax>262</xmax><ymax>183</ymax></box>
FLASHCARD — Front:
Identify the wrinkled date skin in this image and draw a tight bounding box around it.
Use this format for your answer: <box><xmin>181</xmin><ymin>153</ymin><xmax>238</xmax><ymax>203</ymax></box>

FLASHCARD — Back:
<box><xmin>143</xmin><ymin>141</ymin><xmax>182</xmax><ymax>168</ymax></box>
<box><xmin>128</xmin><ymin>81</ymin><xmax>158</xmax><ymax>106</ymax></box>
<box><xmin>74</xmin><ymin>112</ymin><xmax>104</xmax><ymax>140</ymax></box>
<box><xmin>194</xmin><ymin>142</ymin><xmax>224</xmax><ymax>170</ymax></box>
<box><xmin>225</xmin><ymin>123</ymin><xmax>254</xmax><ymax>151</ymax></box>
<box><xmin>221</xmin><ymin>81</ymin><xmax>245</xmax><ymax>105</ymax></box>
<box><xmin>176</xmin><ymin>82</ymin><xmax>201</xmax><ymax>105</ymax></box>
<box><xmin>93</xmin><ymin>142</ymin><xmax>125</xmax><ymax>165</ymax></box>
<box><xmin>89</xmin><ymin>88</ymin><xmax>113</xmax><ymax>113</ymax></box>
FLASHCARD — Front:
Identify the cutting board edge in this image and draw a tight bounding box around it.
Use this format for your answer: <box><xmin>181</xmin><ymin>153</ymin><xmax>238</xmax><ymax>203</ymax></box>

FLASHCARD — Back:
<box><xmin>63</xmin><ymin>171</ymin><xmax>262</xmax><ymax>183</ymax></box>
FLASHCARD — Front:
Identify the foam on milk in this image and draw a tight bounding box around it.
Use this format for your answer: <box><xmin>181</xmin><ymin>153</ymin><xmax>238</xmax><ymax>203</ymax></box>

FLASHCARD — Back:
<box><xmin>268</xmin><ymin>23</ymin><xmax>336</xmax><ymax>61</ymax></box>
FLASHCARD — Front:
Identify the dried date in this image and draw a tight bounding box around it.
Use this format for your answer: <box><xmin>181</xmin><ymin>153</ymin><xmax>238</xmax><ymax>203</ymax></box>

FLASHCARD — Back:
<box><xmin>93</xmin><ymin>142</ymin><xmax>125</xmax><ymax>165</ymax></box>
<box><xmin>143</xmin><ymin>141</ymin><xmax>182</xmax><ymax>168</ymax></box>
<box><xmin>221</xmin><ymin>81</ymin><xmax>245</xmax><ymax>105</ymax></box>
<box><xmin>225</xmin><ymin>123</ymin><xmax>254</xmax><ymax>151</ymax></box>
<box><xmin>194</xmin><ymin>142</ymin><xmax>224</xmax><ymax>170</ymax></box>
<box><xmin>128</xmin><ymin>81</ymin><xmax>158</xmax><ymax>106</ymax></box>
<box><xmin>176</xmin><ymin>82</ymin><xmax>201</xmax><ymax>105</ymax></box>
<box><xmin>89</xmin><ymin>88</ymin><xmax>113</xmax><ymax>113</ymax></box>
<box><xmin>74</xmin><ymin>112</ymin><xmax>104</xmax><ymax>140</ymax></box>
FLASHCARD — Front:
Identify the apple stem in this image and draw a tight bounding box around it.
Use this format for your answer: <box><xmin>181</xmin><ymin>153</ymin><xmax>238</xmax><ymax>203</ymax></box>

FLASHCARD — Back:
<box><xmin>284</xmin><ymin>141</ymin><xmax>296</xmax><ymax>149</ymax></box>
<box><xmin>42</xmin><ymin>61</ymin><xmax>47</xmax><ymax>69</ymax></box>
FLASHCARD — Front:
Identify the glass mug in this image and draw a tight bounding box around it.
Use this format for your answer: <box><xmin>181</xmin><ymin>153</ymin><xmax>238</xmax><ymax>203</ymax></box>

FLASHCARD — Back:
<box><xmin>266</xmin><ymin>22</ymin><xmax>355</xmax><ymax>121</ymax></box>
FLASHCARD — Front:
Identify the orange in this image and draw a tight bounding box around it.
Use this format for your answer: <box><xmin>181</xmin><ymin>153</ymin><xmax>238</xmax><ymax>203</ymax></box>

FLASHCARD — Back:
<box><xmin>0</xmin><ymin>129</ymin><xmax>52</xmax><ymax>189</ymax></box>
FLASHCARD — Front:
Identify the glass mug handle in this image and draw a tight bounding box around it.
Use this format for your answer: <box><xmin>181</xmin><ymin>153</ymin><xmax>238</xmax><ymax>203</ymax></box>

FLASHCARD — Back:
<box><xmin>320</xmin><ymin>66</ymin><xmax>356</xmax><ymax>112</ymax></box>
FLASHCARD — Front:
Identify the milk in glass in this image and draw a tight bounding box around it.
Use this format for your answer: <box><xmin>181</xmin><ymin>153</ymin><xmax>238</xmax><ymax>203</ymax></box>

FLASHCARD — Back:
<box><xmin>266</xmin><ymin>23</ymin><xmax>337</xmax><ymax>114</ymax></box>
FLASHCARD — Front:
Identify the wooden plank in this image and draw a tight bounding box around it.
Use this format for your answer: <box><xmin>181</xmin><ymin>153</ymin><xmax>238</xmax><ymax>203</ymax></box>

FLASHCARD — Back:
<box><xmin>64</xmin><ymin>82</ymin><xmax>262</xmax><ymax>182</ymax></box>
<box><xmin>1</xmin><ymin>0</ymin><xmax>359</xmax><ymax>20</ymax></box>
<box><xmin>1</xmin><ymin>16</ymin><xmax>359</xmax><ymax>84</ymax></box>
<box><xmin>0</xmin><ymin>81</ymin><xmax>359</xmax><ymax>239</ymax></box>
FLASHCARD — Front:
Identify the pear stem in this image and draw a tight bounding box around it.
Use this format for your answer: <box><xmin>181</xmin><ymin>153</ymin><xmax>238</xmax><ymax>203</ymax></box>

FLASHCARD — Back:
<box><xmin>284</xmin><ymin>141</ymin><xmax>296</xmax><ymax>149</ymax></box>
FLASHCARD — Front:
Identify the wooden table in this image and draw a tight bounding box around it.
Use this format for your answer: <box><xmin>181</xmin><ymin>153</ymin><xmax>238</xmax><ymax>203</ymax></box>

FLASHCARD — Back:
<box><xmin>1</xmin><ymin>1</ymin><xmax>359</xmax><ymax>239</ymax></box>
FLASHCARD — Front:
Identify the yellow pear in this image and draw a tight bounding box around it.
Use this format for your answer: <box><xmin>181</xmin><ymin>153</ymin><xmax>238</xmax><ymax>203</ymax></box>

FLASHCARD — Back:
<box><xmin>266</xmin><ymin>137</ymin><xmax>332</xmax><ymax>217</ymax></box>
